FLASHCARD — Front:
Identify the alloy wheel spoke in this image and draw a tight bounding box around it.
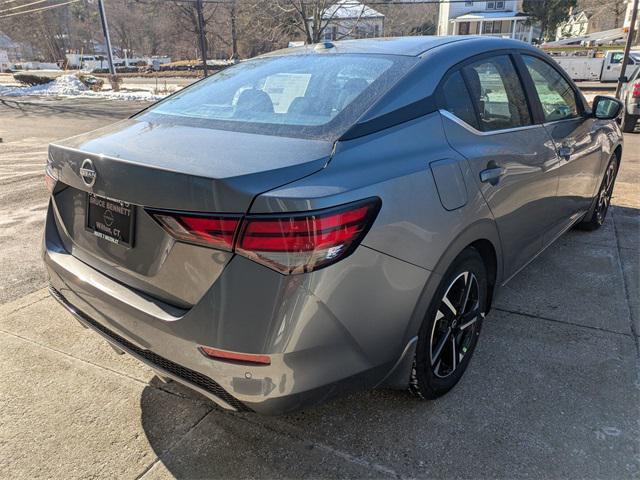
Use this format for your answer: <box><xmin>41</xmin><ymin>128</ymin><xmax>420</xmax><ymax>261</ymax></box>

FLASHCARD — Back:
<box><xmin>450</xmin><ymin>336</ymin><xmax>457</xmax><ymax>371</ymax></box>
<box><xmin>459</xmin><ymin>308</ymin><xmax>480</xmax><ymax>330</ymax></box>
<box><xmin>459</xmin><ymin>272</ymin><xmax>474</xmax><ymax>313</ymax></box>
<box><xmin>434</xmin><ymin>358</ymin><xmax>442</xmax><ymax>376</ymax></box>
<box><xmin>441</xmin><ymin>295</ymin><xmax>457</xmax><ymax>318</ymax></box>
<box><xmin>431</xmin><ymin>327</ymin><xmax>452</xmax><ymax>365</ymax></box>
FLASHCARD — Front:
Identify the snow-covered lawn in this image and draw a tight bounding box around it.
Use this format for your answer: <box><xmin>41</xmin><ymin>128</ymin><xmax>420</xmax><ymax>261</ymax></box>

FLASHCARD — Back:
<box><xmin>0</xmin><ymin>74</ymin><xmax>169</xmax><ymax>101</ymax></box>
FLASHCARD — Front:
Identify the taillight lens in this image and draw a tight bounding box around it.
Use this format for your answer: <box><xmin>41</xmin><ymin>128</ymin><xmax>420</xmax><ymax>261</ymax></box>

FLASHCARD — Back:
<box><xmin>236</xmin><ymin>200</ymin><xmax>380</xmax><ymax>274</ymax></box>
<box><xmin>149</xmin><ymin>211</ymin><xmax>241</xmax><ymax>251</ymax></box>
<box><xmin>633</xmin><ymin>82</ymin><xmax>640</xmax><ymax>98</ymax></box>
<box><xmin>148</xmin><ymin>198</ymin><xmax>380</xmax><ymax>274</ymax></box>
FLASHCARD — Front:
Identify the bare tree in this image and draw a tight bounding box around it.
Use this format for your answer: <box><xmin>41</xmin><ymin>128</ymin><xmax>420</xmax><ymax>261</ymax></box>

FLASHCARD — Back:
<box><xmin>273</xmin><ymin>0</ymin><xmax>369</xmax><ymax>44</ymax></box>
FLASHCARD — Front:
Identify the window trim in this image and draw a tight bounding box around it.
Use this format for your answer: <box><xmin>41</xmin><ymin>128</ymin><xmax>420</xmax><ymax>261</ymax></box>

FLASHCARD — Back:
<box><xmin>439</xmin><ymin>109</ymin><xmax>541</xmax><ymax>136</ymax></box>
<box><xmin>436</xmin><ymin>50</ymin><xmax>536</xmax><ymax>134</ymax></box>
<box><xmin>517</xmin><ymin>52</ymin><xmax>587</xmax><ymax>123</ymax></box>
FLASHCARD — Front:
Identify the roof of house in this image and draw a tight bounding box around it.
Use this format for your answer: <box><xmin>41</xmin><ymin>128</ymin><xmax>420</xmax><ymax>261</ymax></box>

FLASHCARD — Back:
<box><xmin>452</xmin><ymin>11</ymin><xmax>528</xmax><ymax>21</ymax></box>
<box><xmin>543</xmin><ymin>27</ymin><xmax>626</xmax><ymax>46</ymax></box>
<box><xmin>320</xmin><ymin>0</ymin><xmax>384</xmax><ymax>20</ymax></box>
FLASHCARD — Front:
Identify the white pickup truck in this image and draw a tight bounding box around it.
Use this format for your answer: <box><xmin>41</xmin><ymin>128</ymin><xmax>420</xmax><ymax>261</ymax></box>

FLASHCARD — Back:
<box><xmin>551</xmin><ymin>50</ymin><xmax>640</xmax><ymax>82</ymax></box>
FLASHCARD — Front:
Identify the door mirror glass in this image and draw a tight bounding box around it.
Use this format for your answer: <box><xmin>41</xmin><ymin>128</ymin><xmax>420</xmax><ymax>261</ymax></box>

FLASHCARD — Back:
<box><xmin>592</xmin><ymin>95</ymin><xmax>623</xmax><ymax>120</ymax></box>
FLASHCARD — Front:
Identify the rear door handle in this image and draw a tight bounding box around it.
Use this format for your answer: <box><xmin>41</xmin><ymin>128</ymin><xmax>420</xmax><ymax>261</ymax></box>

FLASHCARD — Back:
<box><xmin>480</xmin><ymin>165</ymin><xmax>505</xmax><ymax>185</ymax></box>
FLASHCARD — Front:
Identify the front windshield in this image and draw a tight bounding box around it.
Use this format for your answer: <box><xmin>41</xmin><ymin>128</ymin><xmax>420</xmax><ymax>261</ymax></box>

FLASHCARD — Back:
<box><xmin>139</xmin><ymin>54</ymin><xmax>415</xmax><ymax>139</ymax></box>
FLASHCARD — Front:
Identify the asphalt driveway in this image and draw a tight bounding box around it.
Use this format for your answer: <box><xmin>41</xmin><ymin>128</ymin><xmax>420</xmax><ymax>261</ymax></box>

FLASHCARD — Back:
<box><xmin>0</xmin><ymin>97</ymin><xmax>638</xmax><ymax>479</ymax></box>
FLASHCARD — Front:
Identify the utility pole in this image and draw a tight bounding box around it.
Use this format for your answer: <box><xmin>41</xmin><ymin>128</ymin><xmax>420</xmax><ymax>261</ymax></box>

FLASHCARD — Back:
<box><xmin>196</xmin><ymin>0</ymin><xmax>209</xmax><ymax>77</ymax></box>
<box><xmin>97</xmin><ymin>0</ymin><xmax>118</xmax><ymax>90</ymax></box>
<box><xmin>616</xmin><ymin>0</ymin><xmax>638</xmax><ymax>98</ymax></box>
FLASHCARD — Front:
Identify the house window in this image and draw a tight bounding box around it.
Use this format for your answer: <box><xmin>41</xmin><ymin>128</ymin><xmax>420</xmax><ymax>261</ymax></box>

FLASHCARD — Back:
<box><xmin>496</xmin><ymin>1</ymin><xmax>504</xmax><ymax>8</ymax></box>
<box><xmin>483</xmin><ymin>21</ymin><xmax>506</xmax><ymax>33</ymax></box>
<box><xmin>486</xmin><ymin>1</ymin><xmax>495</xmax><ymax>9</ymax></box>
<box><xmin>465</xmin><ymin>1</ymin><xmax>473</xmax><ymax>5</ymax></box>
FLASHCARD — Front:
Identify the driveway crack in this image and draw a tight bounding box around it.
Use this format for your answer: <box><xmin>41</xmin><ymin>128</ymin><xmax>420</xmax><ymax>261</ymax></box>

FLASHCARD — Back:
<box><xmin>612</xmin><ymin>209</ymin><xmax>639</xmax><ymax>356</ymax></box>
<box><xmin>493</xmin><ymin>307</ymin><xmax>635</xmax><ymax>338</ymax></box>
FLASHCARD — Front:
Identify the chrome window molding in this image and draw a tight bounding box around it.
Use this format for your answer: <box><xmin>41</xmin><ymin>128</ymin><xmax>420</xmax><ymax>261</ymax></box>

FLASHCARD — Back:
<box><xmin>439</xmin><ymin>109</ymin><xmax>541</xmax><ymax>136</ymax></box>
<box><xmin>542</xmin><ymin>116</ymin><xmax>583</xmax><ymax>127</ymax></box>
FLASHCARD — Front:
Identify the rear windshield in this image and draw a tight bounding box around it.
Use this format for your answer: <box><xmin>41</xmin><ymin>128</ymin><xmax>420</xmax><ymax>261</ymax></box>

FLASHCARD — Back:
<box><xmin>138</xmin><ymin>54</ymin><xmax>416</xmax><ymax>140</ymax></box>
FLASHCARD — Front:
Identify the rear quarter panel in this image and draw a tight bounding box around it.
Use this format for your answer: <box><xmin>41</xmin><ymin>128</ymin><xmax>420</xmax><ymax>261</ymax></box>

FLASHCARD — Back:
<box><xmin>251</xmin><ymin>112</ymin><xmax>502</xmax><ymax>363</ymax></box>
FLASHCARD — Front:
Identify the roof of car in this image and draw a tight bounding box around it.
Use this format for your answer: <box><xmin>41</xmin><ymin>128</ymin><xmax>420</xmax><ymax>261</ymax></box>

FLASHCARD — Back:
<box><xmin>263</xmin><ymin>36</ymin><xmax>536</xmax><ymax>58</ymax></box>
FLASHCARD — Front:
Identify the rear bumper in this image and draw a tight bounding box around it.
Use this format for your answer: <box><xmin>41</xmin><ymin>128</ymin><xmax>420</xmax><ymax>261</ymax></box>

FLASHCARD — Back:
<box><xmin>44</xmin><ymin>200</ymin><xmax>431</xmax><ymax>414</ymax></box>
<box><xmin>49</xmin><ymin>286</ymin><xmax>251</xmax><ymax>412</ymax></box>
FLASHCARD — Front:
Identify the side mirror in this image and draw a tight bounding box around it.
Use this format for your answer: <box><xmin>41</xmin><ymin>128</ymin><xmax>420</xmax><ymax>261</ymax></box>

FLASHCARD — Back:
<box><xmin>619</xmin><ymin>75</ymin><xmax>629</xmax><ymax>83</ymax></box>
<box><xmin>592</xmin><ymin>95</ymin><xmax>623</xmax><ymax>120</ymax></box>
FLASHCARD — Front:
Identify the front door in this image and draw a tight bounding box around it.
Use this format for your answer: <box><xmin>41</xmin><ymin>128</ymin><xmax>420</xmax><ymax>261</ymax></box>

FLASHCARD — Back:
<box><xmin>439</xmin><ymin>54</ymin><xmax>560</xmax><ymax>279</ymax></box>
<box><xmin>459</xmin><ymin>22</ymin><xmax>470</xmax><ymax>35</ymax></box>
<box><xmin>521</xmin><ymin>55</ymin><xmax>603</xmax><ymax>230</ymax></box>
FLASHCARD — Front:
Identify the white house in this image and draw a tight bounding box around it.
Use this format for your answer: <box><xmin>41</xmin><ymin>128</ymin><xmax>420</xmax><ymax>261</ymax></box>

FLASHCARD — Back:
<box><xmin>437</xmin><ymin>0</ymin><xmax>534</xmax><ymax>43</ymax></box>
<box><xmin>310</xmin><ymin>0</ymin><xmax>384</xmax><ymax>42</ymax></box>
<box><xmin>556</xmin><ymin>10</ymin><xmax>590</xmax><ymax>39</ymax></box>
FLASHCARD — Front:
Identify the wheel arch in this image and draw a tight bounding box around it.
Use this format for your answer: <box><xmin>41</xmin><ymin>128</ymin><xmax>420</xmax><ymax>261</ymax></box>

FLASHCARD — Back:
<box><xmin>380</xmin><ymin>219</ymin><xmax>502</xmax><ymax>389</ymax></box>
<box><xmin>407</xmin><ymin>218</ymin><xmax>503</xmax><ymax>343</ymax></box>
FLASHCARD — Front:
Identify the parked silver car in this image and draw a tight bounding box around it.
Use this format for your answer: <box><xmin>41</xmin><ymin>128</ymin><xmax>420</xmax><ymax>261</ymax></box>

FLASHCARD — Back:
<box><xmin>44</xmin><ymin>37</ymin><xmax>623</xmax><ymax>414</ymax></box>
<box><xmin>620</xmin><ymin>66</ymin><xmax>640</xmax><ymax>132</ymax></box>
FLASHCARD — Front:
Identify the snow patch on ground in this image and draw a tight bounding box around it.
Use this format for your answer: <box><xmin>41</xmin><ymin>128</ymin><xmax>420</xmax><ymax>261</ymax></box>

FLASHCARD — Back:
<box><xmin>0</xmin><ymin>74</ymin><xmax>167</xmax><ymax>101</ymax></box>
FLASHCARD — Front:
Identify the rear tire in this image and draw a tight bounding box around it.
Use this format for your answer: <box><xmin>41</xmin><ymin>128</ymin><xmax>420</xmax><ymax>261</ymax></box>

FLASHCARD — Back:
<box><xmin>576</xmin><ymin>155</ymin><xmax>619</xmax><ymax>231</ymax></box>
<box><xmin>621</xmin><ymin>111</ymin><xmax>637</xmax><ymax>133</ymax></box>
<box><xmin>409</xmin><ymin>248</ymin><xmax>487</xmax><ymax>400</ymax></box>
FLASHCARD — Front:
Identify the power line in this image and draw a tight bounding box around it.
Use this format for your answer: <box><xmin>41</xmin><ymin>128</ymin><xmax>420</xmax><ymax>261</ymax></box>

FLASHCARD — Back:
<box><xmin>0</xmin><ymin>0</ymin><xmax>52</xmax><ymax>14</ymax></box>
<box><xmin>0</xmin><ymin>0</ymin><xmax>80</xmax><ymax>18</ymax></box>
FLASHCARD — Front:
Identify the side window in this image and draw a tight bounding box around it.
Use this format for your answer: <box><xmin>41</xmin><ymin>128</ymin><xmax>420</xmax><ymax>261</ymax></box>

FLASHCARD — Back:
<box><xmin>462</xmin><ymin>55</ymin><xmax>531</xmax><ymax>131</ymax></box>
<box><xmin>523</xmin><ymin>55</ymin><xmax>579</xmax><ymax>122</ymax></box>
<box><xmin>442</xmin><ymin>70</ymin><xmax>480</xmax><ymax>129</ymax></box>
<box><xmin>610</xmin><ymin>52</ymin><xmax>624</xmax><ymax>64</ymax></box>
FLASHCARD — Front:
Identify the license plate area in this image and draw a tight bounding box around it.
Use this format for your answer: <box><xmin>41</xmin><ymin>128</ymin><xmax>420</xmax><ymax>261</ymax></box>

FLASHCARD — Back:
<box><xmin>86</xmin><ymin>193</ymin><xmax>135</xmax><ymax>248</ymax></box>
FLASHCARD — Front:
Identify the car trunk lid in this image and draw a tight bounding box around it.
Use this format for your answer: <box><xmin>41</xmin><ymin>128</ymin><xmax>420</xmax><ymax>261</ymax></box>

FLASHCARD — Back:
<box><xmin>48</xmin><ymin>119</ymin><xmax>332</xmax><ymax>307</ymax></box>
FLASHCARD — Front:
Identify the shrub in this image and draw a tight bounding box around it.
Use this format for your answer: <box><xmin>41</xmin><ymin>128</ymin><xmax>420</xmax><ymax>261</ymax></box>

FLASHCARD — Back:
<box><xmin>13</xmin><ymin>73</ymin><xmax>55</xmax><ymax>86</ymax></box>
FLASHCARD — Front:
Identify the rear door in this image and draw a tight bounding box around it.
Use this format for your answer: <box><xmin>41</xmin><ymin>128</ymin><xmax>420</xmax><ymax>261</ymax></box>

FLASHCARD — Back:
<box><xmin>521</xmin><ymin>54</ymin><xmax>603</xmax><ymax>231</ymax></box>
<box><xmin>439</xmin><ymin>53</ymin><xmax>560</xmax><ymax>279</ymax></box>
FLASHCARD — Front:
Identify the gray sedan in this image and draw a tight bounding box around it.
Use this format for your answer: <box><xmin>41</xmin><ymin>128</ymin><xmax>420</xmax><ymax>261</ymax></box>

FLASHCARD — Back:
<box><xmin>43</xmin><ymin>36</ymin><xmax>623</xmax><ymax>414</ymax></box>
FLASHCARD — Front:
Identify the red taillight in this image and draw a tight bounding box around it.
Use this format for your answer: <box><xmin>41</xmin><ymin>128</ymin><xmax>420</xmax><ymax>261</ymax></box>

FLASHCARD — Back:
<box><xmin>149</xmin><ymin>211</ymin><xmax>241</xmax><ymax>251</ymax></box>
<box><xmin>198</xmin><ymin>346</ymin><xmax>271</xmax><ymax>365</ymax></box>
<box><xmin>633</xmin><ymin>82</ymin><xmax>640</xmax><ymax>98</ymax></box>
<box><xmin>236</xmin><ymin>201</ymin><xmax>379</xmax><ymax>274</ymax></box>
<box><xmin>148</xmin><ymin>198</ymin><xmax>380</xmax><ymax>274</ymax></box>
